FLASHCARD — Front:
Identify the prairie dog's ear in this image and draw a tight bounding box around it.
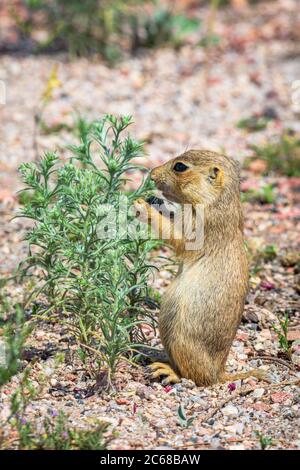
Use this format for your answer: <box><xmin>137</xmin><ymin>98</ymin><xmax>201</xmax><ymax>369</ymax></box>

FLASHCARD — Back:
<box><xmin>208</xmin><ymin>166</ymin><xmax>223</xmax><ymax>185</ymax></box>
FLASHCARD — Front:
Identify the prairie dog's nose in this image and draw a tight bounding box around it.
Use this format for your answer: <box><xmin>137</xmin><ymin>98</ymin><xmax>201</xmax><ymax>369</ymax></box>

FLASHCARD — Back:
<box><xmin>150</xmin><ymin>167</ymin><xmax>159</xmax><ymax>182</ymax></box>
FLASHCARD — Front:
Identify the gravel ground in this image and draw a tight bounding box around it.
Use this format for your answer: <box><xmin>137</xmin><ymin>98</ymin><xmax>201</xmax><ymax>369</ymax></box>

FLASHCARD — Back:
<box><xmin>0</xmin><ymin>0</ymin><xmax>299</xmax><ymax>450</ymax></box>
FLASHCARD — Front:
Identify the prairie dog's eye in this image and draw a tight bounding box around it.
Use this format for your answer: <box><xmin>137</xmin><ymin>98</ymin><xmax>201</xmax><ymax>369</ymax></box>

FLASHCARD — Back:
<box><xmin>173</xmin><ymin>162</ymin><xmax>188</xmax><ymax>173</ymax></box>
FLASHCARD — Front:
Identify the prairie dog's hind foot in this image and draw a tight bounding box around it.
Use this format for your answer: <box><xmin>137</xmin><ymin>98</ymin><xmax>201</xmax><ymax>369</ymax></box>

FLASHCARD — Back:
<box><xmin>147</xmin><ymin>362</ymin><xmax>181</xmax><ymax>385</ymax></box>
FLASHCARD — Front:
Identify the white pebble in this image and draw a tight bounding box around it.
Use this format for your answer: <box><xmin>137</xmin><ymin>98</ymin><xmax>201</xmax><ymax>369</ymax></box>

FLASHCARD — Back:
<box><xmin>226</xmin><ymin>422</ymin><xmax>244</xmax><ymax>435</ymax></box>
<box><xmin>252</xmin><ymin>388</ymin><xmax>265</xmax><ymax>399</ymax></box>
<box><xmin>222</xmin><ymin>404</ymin><xmax>239</xmax><ymax>417</ymax></box>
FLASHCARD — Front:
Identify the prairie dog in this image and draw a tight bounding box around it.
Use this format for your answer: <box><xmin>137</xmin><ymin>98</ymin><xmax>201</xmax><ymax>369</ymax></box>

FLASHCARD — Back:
<box><xmin>135</xmin><ymin>150</ymin><xmax>266</xmax><ymax>386</ymax></box>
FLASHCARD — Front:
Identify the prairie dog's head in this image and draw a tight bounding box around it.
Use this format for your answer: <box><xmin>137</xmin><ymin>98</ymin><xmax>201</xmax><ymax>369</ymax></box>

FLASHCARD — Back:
<box><xmin>150</xmin><ymin>150</ymin><xmax>240</xmax><ymax>206</ymax></box>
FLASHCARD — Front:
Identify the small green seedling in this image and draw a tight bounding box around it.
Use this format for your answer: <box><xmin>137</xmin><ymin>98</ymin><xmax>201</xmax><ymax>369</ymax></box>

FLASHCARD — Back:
<box><xmin>255</xmin><ymin>431</ymin><xmax>274</xmax><ymax>450</ymax></box>
<box><xmin>177</xmin><ymin>405</ymin><xmax>195</xmax><ymax>428</ymax></box>
<box><xmin>261</xmin><ymin>245</ymin><xmax>278</xmax><ymax>262</ymax></box>
<box><xmin>272</xmin><ymin>313</ymin><xmax>292</xmax><ymax>359</ymax></box>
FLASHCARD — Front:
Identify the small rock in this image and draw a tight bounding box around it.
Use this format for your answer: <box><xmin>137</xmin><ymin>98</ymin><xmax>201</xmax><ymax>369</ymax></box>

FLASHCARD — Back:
<box><xmin>108</xmin><ymin>402</ymin><xmax>121</xmax><ymax>411</ymax></box>
<box><xmin>243</xmin><ymin>309</ymin><xmax>259</xmax><ymax>323</ymax></box>
<box><xmin>226</xmin><ymin>422</ymin><xmax>244</xmax><ymax>435</ymax></box>
<box><xmin>291</xmin><ymin>352</ymin><xmax>300</xmax><ymax>367</ymax></box>
<box><xmin>252</xmin><ymin>388</ymin><xmax>265</xmax><ymax>399</ymax></box>
<box><xmin>189</xmin><ymin>396</ymin><xmax>207</xmax><ymax>406</ymax></box>
<box><xmin>291</xmin><ymin>339</ymin><xmax>300</xmax><ymax>352</ymax></box>
<box><xmin>222</xmin><ymin>405</ymin><xmax>239</xmax><ymax>417</ymax></box>
<box><xmin>238</xmin><ymin>353</ymin><xmax>248</xmax><ymax>360</ymax></box>
<box><xmin>180</xmin><ymin>378</ymin><xmax>195</xmax><ymax>389</ymax></box>
<box><xmin>287</xmin><ymin>330</ymin><xmax>300</xmax><ymax>342</ymax></box>
<box><xmin>65</xmin><ymin>373</ymin><xmax>77</xmax><ymax>381</ymax></box>
<box><xmin>173</xmin><ymin>384</ymin><xmax>184</xmax><ymax>392</ymax></box>
<box><xmin>270</xmin><ymin>392</ymin><xmax>293</xmax><ymax>404</ymax></box>
<box><xmin>155</xmin><ymin>419</ymin><xmax>167</xmax><ymax>429</ymax></box>
<box><xmin>135</xmin><ymin>385</ymin><xmax>152</xmax><ymax>399</ymax></box>
<box><xmin>262</xmin><ymin>106</ymin><xmax>278</xmax><ymax>120</ymax></box>
<box><xmin>35</xmin><ymin>330</ymin><xmax>45</xmax><ymax>341</ymax></box>
<box><xmin>260</xmin><ymin>329</ymin><xmax>272</xmax><ymax>340</ymax></box>
<box><xmin>283</xmin><ymin>409</ymin><xmax>294</xmax><ymax>420</ymax></box>
<box><xmin>210</xmin><ymin>438</ymin><xmax>221</xmax><ymax>449</ymax></box>
<box><xmin>115</xmin><ymin>398</ymin><xmax>130</xmax><ymax>405</ymax></box>
<box><xmin>280</xmin><ymin>252</ymin><xmax>299</xmax><ymax>267</ymax></box>
<box><xmin>252</xmin><ymin>402</ymin><xmax>271</xmax><ymax>412</ymax></box>
<box><xmin>44</xmin><ymin>367</ymin><xmax>54</xmax><ymax>377</ymax></box>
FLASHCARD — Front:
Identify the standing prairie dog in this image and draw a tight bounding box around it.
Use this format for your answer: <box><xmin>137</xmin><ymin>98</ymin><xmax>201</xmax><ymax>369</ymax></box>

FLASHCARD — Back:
<box><xmin>134</xmin><ymin>150</ymin><xmax>267</xmax><ymax>386</ymax></box>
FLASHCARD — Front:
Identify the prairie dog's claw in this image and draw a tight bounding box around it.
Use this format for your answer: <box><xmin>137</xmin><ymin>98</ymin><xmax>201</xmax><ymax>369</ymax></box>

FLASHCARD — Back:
<box><xmin>147</xmin><ymin>362</ymin><xmax>181</xmax><ymax>384</ymax></box>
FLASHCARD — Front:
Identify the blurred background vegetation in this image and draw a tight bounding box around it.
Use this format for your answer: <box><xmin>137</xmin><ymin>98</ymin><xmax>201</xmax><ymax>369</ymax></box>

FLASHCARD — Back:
<box><xmin>2</xmin><ymin>0</ymin><xmax>264</xmax><ymax>61</ymax></box>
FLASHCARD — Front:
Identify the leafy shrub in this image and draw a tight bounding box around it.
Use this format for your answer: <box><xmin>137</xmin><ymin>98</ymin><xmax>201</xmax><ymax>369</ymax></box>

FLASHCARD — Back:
<box><xmin>241</xmin><ymin>183</ymin><xmax>276</xmax><ymax>204</ymax></box>
<box><xmin>16</xmin><ymin>0</ymin><xmax>130</xmax><ymax>59</ymax></box>
<box><xmin>13</xmin><ymin>1</ymin><xmax>200</xmax><ymax>59</ymax></box>
<box><xmin>18</xmin><ymin>115</ymin><xmax>159</xmax><ymax>388</ymax></box>
<box><xmin>237</xmin><ymin>116</ymin><xmax>270</xmax><ymax>132</ymax></box>
<box><xmin>129</xmin><ymin>9</ymin><xmax>201</xmax><ymax>50</ymax></box>
<box><xmin>250</xmin><ymin>132</ymin><xmax>300</xmax><ymax>177</ymax></box>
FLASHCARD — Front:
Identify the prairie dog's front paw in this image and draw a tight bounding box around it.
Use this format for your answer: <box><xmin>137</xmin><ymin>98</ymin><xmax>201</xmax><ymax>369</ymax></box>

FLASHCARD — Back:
<box><xmin>133</xmin><ymin>198</ymin><xmax>151</xmax><ymax>222</ymax></box>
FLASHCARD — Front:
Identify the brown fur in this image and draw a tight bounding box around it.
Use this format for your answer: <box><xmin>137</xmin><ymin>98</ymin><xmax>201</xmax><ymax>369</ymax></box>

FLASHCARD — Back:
<box><xmin>135</xmin><ymin>150</ymin><xmax>266</xmax><ymax>386</ymax></box>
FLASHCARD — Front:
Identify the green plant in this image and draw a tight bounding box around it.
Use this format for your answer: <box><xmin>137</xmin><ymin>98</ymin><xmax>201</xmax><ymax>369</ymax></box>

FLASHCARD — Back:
<box><xmin>255</xmin><ymin>431</ymin><xmax>274</xmax><ymax>450</ymax></box>
<box><xmin>0</xmin><ymin>296</ymin><xmax>32</xmax><ymax>387</ymax></box>
<box><xmin>237</xmin><ymin>116</ymin><xmax>270</xmax><ymax>132</ymax></box>
<box><xmin>247</xmin><ymin>244</ymin><xmax>278</xmax><ymax>277</ymax></box>
<box><xmin>177</xmin><ymin>405</ymin><xmax>195</xmax><ymax>428</ymax></box>
<box><xmin>18</xmin><ymin>115</ymin><xmax>160</xmax><ymax>388</ymax></box>
<box><xmin>250</xmin><ymin>132</ymin><xmax>300</xmax><ymax>177</ymax></box>
<box><xmin>199</xmin><ymin>0</ymin><xmax>220</xmax><ymax>49</ymax></box>
<box><xmin>130</xmin><ymin>9</ymin><xmax>201</xmax><ymax>50</ymax></box>
<box><xmin>272</xmin><ymin>313</ymin><xmax>291</xmax><ymax>359</ymax></box>
<box><xmin>241</xmin><ymin>184</ymin><xmax>276</xmax><ymax>204</ymax></box>
<box><xmin>18</xmin><ymin>411</ymin><xmax>109</xmax><ymax>450</ymax></box>
<box><xmin>14</xmin><ymin>1</ymin><xmax>201</xmax><ymax>60</ymax></box>
<box><xmin>12</xmin><ymin>1</ymin><xmax>136</xmax><ymax>60</ymax></box>
<box><xmin>261</xmin><ymin>244</ymin><xmax>278</xmax><ymax>262</ymax></box>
